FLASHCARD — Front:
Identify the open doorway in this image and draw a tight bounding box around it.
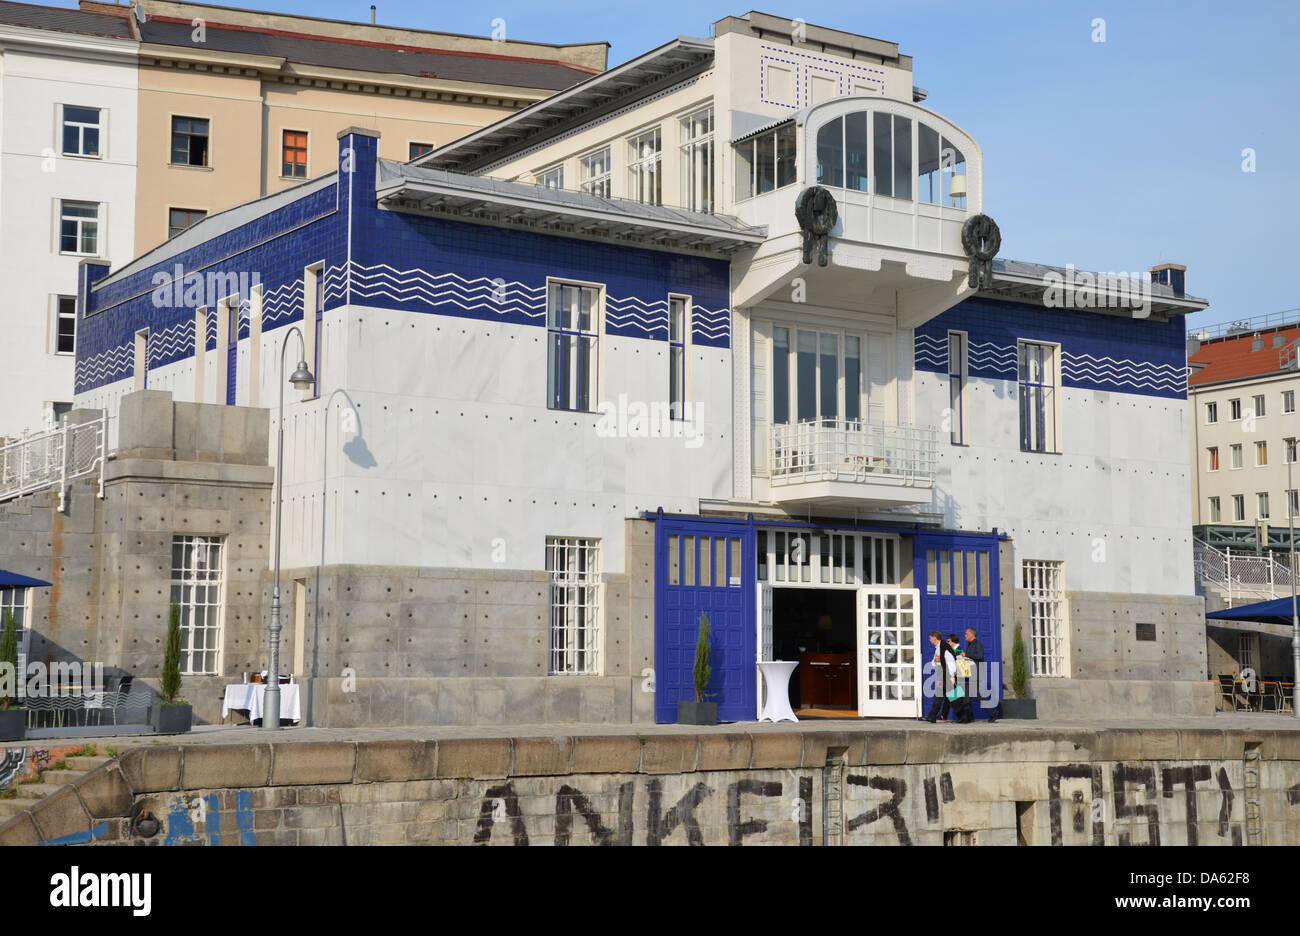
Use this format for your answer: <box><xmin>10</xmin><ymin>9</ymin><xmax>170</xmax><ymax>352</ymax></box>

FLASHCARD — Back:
<box><xmin>772</xmin><ymin>588</ymin><xmax>857</xmax><ymax>717</ymax></box>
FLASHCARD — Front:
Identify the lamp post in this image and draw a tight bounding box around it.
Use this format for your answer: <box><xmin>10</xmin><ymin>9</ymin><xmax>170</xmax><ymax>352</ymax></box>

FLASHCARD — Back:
<box><xmin>1288</xmin><ymin>436</ymin><xmax>1298</xmax><ymax>720</ymax></box>
<box><xmin>263</xmin><ymin>327</ymin><xmax>315</xmax><ymax>731</ymax></box>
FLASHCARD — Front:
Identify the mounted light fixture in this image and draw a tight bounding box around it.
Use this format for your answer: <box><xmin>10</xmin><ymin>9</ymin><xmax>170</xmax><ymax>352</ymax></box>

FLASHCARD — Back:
<box><xmin>289</xmin><ymin>361</ymin><xmax>315</xmax><ymax>390</ymax></box>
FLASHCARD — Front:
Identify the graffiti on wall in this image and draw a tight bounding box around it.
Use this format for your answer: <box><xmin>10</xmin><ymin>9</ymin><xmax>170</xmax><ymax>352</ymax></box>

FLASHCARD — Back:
<box><xmin>0</xmin><ymin>744</ymin><xmax>86</xmax><ymax>791</ymax></box>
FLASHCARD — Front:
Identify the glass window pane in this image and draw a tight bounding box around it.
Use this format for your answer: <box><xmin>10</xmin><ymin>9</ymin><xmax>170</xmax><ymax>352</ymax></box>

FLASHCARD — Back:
<box><xmin>819</xmin><ymin>332</ymin><xmax>839</xmax><ymax>424</ymax></box>
<box><xmin>756</xmin><ymin>134</ymin><xmax>776</xmax><ymax>194</ymax></box>
<box><xmin>735</xmin><ymin>140</ymin><xmax>754</xmax><ymax>200</ymax></box>
<box><xmin>772</xmin><ymin>326</ymin><xmax>790</xmax><ymax>425</ymax></box>
<box><xmin>844</xmin><ymin>336</ymin><xmax>861</xmax><ymax>422</ymax></box>
<box><xmin>797</xmin><ymin>330</ymin><xmax>817</xmax><ymax>422</ymax></box>
<box><xmin>942</xmin><ymin>138</ymin><xmax>967</xmax><ymax>207</ymax></box>
<box><xmin>918</xmin><ymin>124</ymin><xmax>940</xmax><ymax>204</ymax></box>
<box><xmin>816</xmin><ymin>117</ymin><xmax>843</xmax><ymax>187</ymax></box>
<box><xmin>892</xmin><ymin>116</ymin><xmax>912</xmax><ymax>200</ymax></box>
<box><xmin>845</xmin><ymin>112</ymin><xmax>868</xmax><ymax>191</ymax></box>
<box><xmin>873</xmin><ymin>112</ymin><xmax>892</xmax><ymax>196</ymax></box>
<box><xmin>775</xmin><ymin>125</ymin><xmax>797</xmax><ymax>189</ymax></box>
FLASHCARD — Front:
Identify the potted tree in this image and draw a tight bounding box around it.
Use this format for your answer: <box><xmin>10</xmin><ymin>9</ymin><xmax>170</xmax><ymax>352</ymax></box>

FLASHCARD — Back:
<box><xmin>149</xmin><ymin>603</ymin><xmax>192</xmax><ymax>734</ymax></box>
<box><xmin>0</xmin><ymin>611</ymin><xmax>23</xmax><ymax>742</ymax></box>
<box><xmin>677</xmin><ymin>612</ymin><xmax>718</xmax><ymax>725</ymax></box>
<box><xmin>1001</xmin><ymin>624</ymin><xmax>1036</xmax><ymax>718</ymax></box>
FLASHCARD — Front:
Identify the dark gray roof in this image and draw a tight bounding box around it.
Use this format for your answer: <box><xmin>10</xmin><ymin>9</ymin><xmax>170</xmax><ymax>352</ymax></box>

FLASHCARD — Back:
<box><xmin>0</xmin><ymin>1</ymin><xmax>133</xmax><ymax>39</ymax></box>
<box><xmin>377</xmin><ymin>159</ymin><xmax>765</xmax><ymax>254</ymax></box>
<box><xmin>992</xmin><ymin>258</ymin><xmax>1207</xmax><ymax>304</ymax></box>
<box><xmin>138</xmin><ymin>18</ymin><xmax>594</xmax><ymax>92</ymax></box>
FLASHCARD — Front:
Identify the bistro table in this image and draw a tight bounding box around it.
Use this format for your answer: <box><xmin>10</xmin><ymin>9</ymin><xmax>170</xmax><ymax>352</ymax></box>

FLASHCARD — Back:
<box><xmin>222</xmin><ymin>682</ymin><xmax>301</xmax><ymax>724</ymax></box>
<box><xmin>757</xmin><ymin>661</ymin><xmax>799</xmax><ymax>723</ymax></box>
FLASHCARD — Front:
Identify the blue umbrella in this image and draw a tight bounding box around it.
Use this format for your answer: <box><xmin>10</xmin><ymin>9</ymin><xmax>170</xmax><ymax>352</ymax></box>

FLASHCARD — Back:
<box><xmin>0</xmin><ymin>570</ymin><xmax>51</xmax><ymax>588</ymax></box>
<box><xmin>1206</xmin><ymin>597</ymin><xmax>1300</xmax><ymax>627</ymax></box>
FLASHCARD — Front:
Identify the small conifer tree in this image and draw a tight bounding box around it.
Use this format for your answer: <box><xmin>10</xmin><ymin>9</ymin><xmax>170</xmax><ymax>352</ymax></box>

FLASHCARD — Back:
<box><xmin>693</xmin><ymin>613</ymin><xmax>711</xmax><ymax>703</ymax></box>
<box><xmin>160</xmin><ymin>603</ymin><xmax>183</xmax><ymax>704</ymax></box>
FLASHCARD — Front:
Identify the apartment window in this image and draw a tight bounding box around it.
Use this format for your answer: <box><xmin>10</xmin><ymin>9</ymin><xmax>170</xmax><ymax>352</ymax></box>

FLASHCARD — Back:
<box><xmin>770</xmin><ymin>324</ymin><xmax>870</xmax><ymax>427</ymax></box>
<box><xmin>409</xmin><ymin>142</ymin><xmax>434</xmax><ymax>160</ymax></box>
<box><xmin>1286</xmin><ymin>437</ymin><xmax>1298</xmax><ymax>464</ymax></box>
<box><xmin>948</xmin><ymin>331</ymin><xmax>967</xmax><ymax>445</ymax></box>
<box><xmin>1018</xmin><ymin>341</ymin><xmax>1058</xmax><ymax>453</ymax></box>
<box><xmin>1230</xmin><ymin>444</ymin><xmax>1243</xmax><ymax>469</ymax></box>
<box><xmin>1284</xmin><ymin>390</ymin><xmax>1296</xmax><ymax>414</ymax></box>
<box><xmin>1256</xmin><ymin>441</ymin><xmax>1268</xmax><ymax>467</ymax></box>
<box><xmin>170</xmin><ymin>535</ymin><xmax>224</xmax><ymax>675</ymax></box>
<box><xmin>1207</xmin><ymin>447</ymin><xmax>1219</xmax><ymax>471</ymax></box>
<box><xmin>1229</xmin><ymin>398</ymin><xmax>1242</xmax><ymax>420</ymax></box>
<box><xmin>1252</xmin><ymin>394</ymin><xmax>1266</xmax><ymax>418</ymax></box>
<box><xmin>579</xmin><ymin>148</ymin><xmax>611</xmax><ymax>198</ymax></box>
<box><xmin>679</xmin><ymin>107</ymin><xmax>714</xmax><ymax>213</ymax></box>
<box><xmin>1023</xmin><ymin>560</ymin><xmax>1066</xmax><ymax>677</ymax></box>
<box><xmin>547</xmin><ymin>281</ymin><xmax>600</xmax><ymax>412</ymax></box>
<box><xmin>282</xmin><ymin>130</ymin><xmax>307</xmax><ymax>178</ymax></box>
<box><xmin>59</xmin><ymin>200</ymin><xmax>99</xmax><ymax>255</ymax></box>
<box><xmin>61</xmin><ymin>105</ymin><xmax>101</xmax><ymax>158</ymax></box>
<box><xmin>0</xmin><ymin>587</ymin><xmax>27</xmax><ymax>631</ymax></box>
<box><xmin>168</xmin><ymin>208</ymin><xmax>206</xmax><ymax>239</ymax></box>
<box><xmin>546</xmin><ymin>537</ymin><xmax>601</xmax><ymax>676</ymax></box>
<box><xmin>1205</xmin><ymin>401</ymin><xmax>1218</xmax><ymax>424</ymax></box>
<box><xmin>171</xmin><ymin>116</ymin><xmax>209</xmax><ymax>167</ymax></box>
<box><xmin>873</xmin><ymin>112</ymin><xmax>913</xmax><ymax>199</ymax></box>
<box><xmin>734</xmin><ymin>123</ymin><xmax>797</xmax><ymax>200</ymax></box>
<box><xmin>1287</xmin><ymin>488</ymin><xmax>1298</xmax><ymax>519</ymax></box>
<box><xmin>668</xmin><ymin>296</ymin><xmax>688</xmax><ymax>419</ymax></box>
<box><xmin>1208</xmin><ymin>496</ymin><xmax>1221</xmax><ymax>523</ymax></box>
<box><xmin>536</xmin><ymin>165</ymin><xmax>564</xmax><ymax>190</ymax></box>
<box><xmin>1233</xmin><ymin>494</ymin><xmax>1245</xmax><ymax>521</ymax></box>
<box><xmin>1257</xmin><ymin>492</ymin><xmax>1270</xmax><ymax>520</ymax></box>
<box><xmin>627</xmin><ymin>127</ymin><xmax>662</xmax><ymax>205</ymax></box>
<box><xmin>55</xmin><ymin>296</ymin><xmax>77</xmax><ymax>355</ymax></box>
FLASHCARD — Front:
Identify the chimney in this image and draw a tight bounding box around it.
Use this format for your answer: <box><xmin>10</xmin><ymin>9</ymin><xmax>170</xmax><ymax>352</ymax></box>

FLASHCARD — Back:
<box><xmin>1149</xmin><ymin>262</ymin><xmax>1186</xmax><ymax>297</ymax></box>
<box><xmin>370</xmin><ymin>5</ymin><xmax>376</xmax><ymax>24</ymax></box>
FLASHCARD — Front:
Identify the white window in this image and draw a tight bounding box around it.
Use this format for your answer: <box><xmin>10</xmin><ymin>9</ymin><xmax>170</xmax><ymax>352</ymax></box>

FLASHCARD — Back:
<box><xmin>579</xmin><ymin>148</ymin><xmax>611</xmax><ymax>198</ymax></box>
<box><xmin>668</xmin><ymin>295</ymin><xmax>688</xmax><ymax>419</ymax></box>
<box><xmin>59</xmin><ymin>200</ymin><xmax>99</xmax><ymax>255</ymax></box>
<box><xmin>1230</xmin><ymin>443</ymin><xmax>1243</xmax><ymax>469</ymax></box>
<box><xmin>170</xmin><ymin>535</ymin><xmax>224</xmax><ymax>675</ymax></box>
<box><xmin>679</xmin><ymin>107</ymin><xmax>714</xmax><ymax>213</ymax></box>
<box><xmin>1233</xmin><ymin>494</ymin><xmax>1246</xmax><ymax>521</ymax></box>
<box><xmin>0</xmin><ymin>588</ymin><xmax>28</xmax><ymax>686</ymax></box>
<box><xmin>1208</xmin><ymin>496</ymin><xmax>1221</xmax><ymax>522</ymax></box>
<box><xmin>948</xmin><ymin>331</ymin><xmax>967</xmax><ymax>445</ymax></box>
<box><xmin>546</xmin><ymin>537</ymin><xmax>601</xmax><ymax>675</ymax></box>
<box><xmin>627</xmin><ymin>127</ymin><xmax>662</xmax><ymax>205</ymax></box>
<box><xmin>1205</xmin><ymin>401</ymin><xmax>1218</xmax><ymax>423</ymax></box>
<box><xmin>1257</xmin><ymin>492</ymin><xmax>1270</xmax><ymax>520</ymax></box>
<box><xmin>547</xmin><ymin>281</ymin><xmax>600</xmax><ymax>412</ymax></box>
<box><xmin>55</xmin><ymin>296</ymin><xmax>77</xmax><ymax>355</ymax></box>
<box><xmin>1252</xmin><ymin>394</ymin><xmax>1266</xmax><ymax>418</ymax></box>
<box><xmin>1018</xmin><ymin>341</ymin><xmax>1059</xmax><ymax>453</ymax></box>
<box><xmin>1287</xmin><ymin>437</ymin><xmax>1298</xmax><ymax>464</ymax></box>
<box><xmin>734</xmin><ymin>123</ymin><xmax>796</xmax><ymax>200</ymax></box>
<box><xmin>61</xmin><ymin>105</ymin><xmax>101</xmax><ymax>158</ymax></box>
<box><xmin>757</xmin><ymin>529</ymin><xmax>901</xmax><ymax>585</ymax></box>
<box><xmin>1023</xmin><ymin>560</ymin><xmax>1067</xmax><ymax>677</ymax></box>
<box><xmin>1284</xmin><ymin>390</ymin><xmax>1296</xmax><ymax>414</ymax></box>
<box><xmin>1207</xmin><ymin>447</ymin><xmax>1220</xmax><ymax>471</ymax></box>
<box><xmin>1288</xmin><ymin>488</ymin><xmax>1298</xmax><ymax>519</ymax></box>
<box><xmin>770</xmin><ymin>324</ymin><xmax>875</xmax><ymax>427</ymax></box>
<box><xmin>1256</xmin><ymin>441</ymin><xmax>1268</xmax><ymax>467</ymax></box>
<box><xmin>537</xmin><ymin>164</ymin><xmax>564</xmax><ymax>189</ymax></box>
<box><xmin>1229</xmin><ymin>398</ymin><xmax>1242</xmax><ymax>420</ymax></box>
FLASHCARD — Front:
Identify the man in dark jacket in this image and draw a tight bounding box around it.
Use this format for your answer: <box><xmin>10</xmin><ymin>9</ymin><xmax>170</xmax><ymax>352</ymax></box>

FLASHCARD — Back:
<box><xmin>964</xmin><ymin>626</ymin><xmax>1002</xmax><ymax>722</ymax></box>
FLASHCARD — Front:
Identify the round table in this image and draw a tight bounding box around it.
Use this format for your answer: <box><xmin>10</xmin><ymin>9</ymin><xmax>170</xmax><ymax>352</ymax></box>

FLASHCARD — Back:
<box><xmin>757</xmin><ymin>660</ymin><xmax>799</xmax><ymax>723</ymax></box>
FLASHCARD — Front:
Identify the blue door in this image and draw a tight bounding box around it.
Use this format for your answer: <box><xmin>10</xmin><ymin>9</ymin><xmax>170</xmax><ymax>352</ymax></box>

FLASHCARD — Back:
<box><xmin>914</xmin><ymin>531</ymin><xmax>1002</xmax><ymax>719</ymax></box>
<box><xmin>654</xmin><ymin>517</ymin><xmax>755</xmax><ymax>723</ymax></box>
<box><xmin>225</xmin><ymin>309</ymin><xmax>239</xmax><ymax>406</ymax></box>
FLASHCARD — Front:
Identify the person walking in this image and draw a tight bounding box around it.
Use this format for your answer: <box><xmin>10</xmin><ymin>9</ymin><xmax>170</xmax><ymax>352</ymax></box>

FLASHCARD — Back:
<box><xmin>924</xmin><ymin>630</ymin><xmax>956</xmax><ymax>723</ymax></box>
<box><xmin>964</xmin><ymin>626</ymin><xmax>1002</xmax><ymax>722</ymax></box>
<box><xmin>946</xmin><ymin>634</ymin><xmax>975</xmax><ymax>723</ymax></box>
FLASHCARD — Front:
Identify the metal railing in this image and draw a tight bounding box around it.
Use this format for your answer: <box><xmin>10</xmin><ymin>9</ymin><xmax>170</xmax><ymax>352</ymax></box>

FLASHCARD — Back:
<box><xmin>1194</xmin><ymin>537</ymin><xmax>1298</xmax><ymax>606</ymax></box>
<box><xmin>771</xmin><ymin>419</ymin><xmax>938</xmax><ymax>488</ymax></box>
<box><xmin>0</xmin><ymin>414</ymin><xmax>110</xmax><ymax>510</ymax></box>
<box><xmin>1188</xmin><ymin>308</ymin><xmax>1300</xmax><ymax>341</ymax></box>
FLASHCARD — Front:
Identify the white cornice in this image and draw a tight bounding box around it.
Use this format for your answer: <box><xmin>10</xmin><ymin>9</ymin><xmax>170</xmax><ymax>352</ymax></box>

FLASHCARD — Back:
<box><xmin>0</xmin><ymin>23</ymin><xmax>137</xmax><ymax>62</ymax></box>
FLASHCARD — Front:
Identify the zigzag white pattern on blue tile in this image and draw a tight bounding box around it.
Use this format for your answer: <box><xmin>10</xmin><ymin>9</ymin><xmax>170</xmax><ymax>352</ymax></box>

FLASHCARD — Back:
<box><xmin>75</xmin><ymin>342</ymin><xmax>132</xmax><ymax>388</ymax></box>
<box><xmin>149</xmin><ymin>318</ymin><xmax>195</xmax><ymax>367</ymax></box>
<box><xmin>346</xmin><ymin>262</ymin><xmax>547</xmax><ymax>319</ymax></box>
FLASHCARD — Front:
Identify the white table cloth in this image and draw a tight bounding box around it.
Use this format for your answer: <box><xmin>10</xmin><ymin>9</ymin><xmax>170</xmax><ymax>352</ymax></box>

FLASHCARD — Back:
<box><xmin>757</xmin><ymin>661</ymin><xmax>799</xmax><ymax>723</ymax></box>
<box><xmin>222</xmin><ymin>683</ymin><xmax>301</xmax><ymax>723</ymax></box>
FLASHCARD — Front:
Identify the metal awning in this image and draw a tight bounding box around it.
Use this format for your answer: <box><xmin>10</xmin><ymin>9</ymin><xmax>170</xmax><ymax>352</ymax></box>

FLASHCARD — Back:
<box><xmin>0</xmin><ymin>570</ymin><xmax>51</xmax><ymax>588</ymax></box>
<box><xmin>1207</xmin><ymin>597</ymin><xmax>1300</xmax><ymax>627</ymax></box>
<box><xmin>412</xmin><ymin>36</ymin><xmax>715</xmax><ymax>175</ymax></box>
<box><xmin>376</xmin><ymin>161</ymin><xmax>767</xmax><ymax>255</ymax></box>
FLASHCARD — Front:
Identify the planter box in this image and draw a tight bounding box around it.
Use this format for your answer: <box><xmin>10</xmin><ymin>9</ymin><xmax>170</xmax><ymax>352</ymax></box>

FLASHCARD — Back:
<box><xmin>1001</xmin><ymin>698</ymin><xmax>1037</xmax><ymax>719</ymax></box>
<box><xmin>677</xmin><ymin>701</ymin><xmax>718</xmax><ymax>726</ymax></box>
<box><xmin>0</xmin><ymin>708</ymin><xmax>24</xmax><ymax>742</ymax></box>
<box><xmin>149</xmin><ymin>703</ymin><xmax>193</xmax><ymax>735</ymax></box>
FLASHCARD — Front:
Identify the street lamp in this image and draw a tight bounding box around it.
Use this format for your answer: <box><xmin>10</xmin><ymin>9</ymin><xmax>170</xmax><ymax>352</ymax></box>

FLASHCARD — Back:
<box><xmin>1288</xmin><ymin>436</ymin><xmax>1298</xmax><ymax>720</ymax></box>
<box><xmin>263</xmin><ymin>326</ymin><xmax>314</xmax><ymax>731</ymax></box>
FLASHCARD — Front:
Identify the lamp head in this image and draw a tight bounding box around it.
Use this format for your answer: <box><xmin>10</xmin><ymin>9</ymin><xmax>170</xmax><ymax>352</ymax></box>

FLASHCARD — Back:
<box><xmin>289</xmin><ymin>361</ymin><xmax>315</xmax><ymax>390</ymax></box>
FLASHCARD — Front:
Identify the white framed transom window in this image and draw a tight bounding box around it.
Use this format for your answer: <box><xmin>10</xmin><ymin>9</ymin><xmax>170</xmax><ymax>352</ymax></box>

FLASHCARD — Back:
<box><xmin>170</xmin><ymin>535</ymin><xmax>224</xmax><ymax>676</ymax></box>
<box><xmin>546</xmin><ymin>537</ymin><xmax>602</xmax><ymax>676</ymax></box>
<box><xmin>579</xmin><ymin>147</ymin><xmax>611</xmax><ymax>198</ymax></box>
<box><xmin>627</xmin><ymin>126</ymin><xmax>662</xmax><ymax>205</ymax></box>
<box><xmin>1023</xmin><ymin>559</ymin><xmax>1067</xmax><ymax>677</ymax></box>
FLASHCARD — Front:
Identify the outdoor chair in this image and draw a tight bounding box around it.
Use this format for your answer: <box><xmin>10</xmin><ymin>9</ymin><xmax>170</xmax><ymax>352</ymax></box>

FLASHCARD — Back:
<box><xmin>1217</xmin><ymin>674</ymin><xmax>1238</xmax><ymax>712</ymax></box>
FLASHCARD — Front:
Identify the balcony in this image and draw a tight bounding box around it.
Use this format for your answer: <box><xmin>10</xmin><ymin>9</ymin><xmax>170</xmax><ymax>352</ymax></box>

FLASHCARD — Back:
<box><xmin>769</xmin><ymin>419</ymin><xmax>937</xmax><ymax>508</ymax></box>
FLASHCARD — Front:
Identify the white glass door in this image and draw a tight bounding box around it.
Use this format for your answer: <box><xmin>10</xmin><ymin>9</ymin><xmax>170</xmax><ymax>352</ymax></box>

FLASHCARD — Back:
<box><xmin>856</xmin><ymin>587</ymin><xmax>921</xmax><ymax>717</ymax></box>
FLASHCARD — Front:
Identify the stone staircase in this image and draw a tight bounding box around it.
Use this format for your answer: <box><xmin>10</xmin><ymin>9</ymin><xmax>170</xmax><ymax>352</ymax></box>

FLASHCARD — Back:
<box><xmin>0</xmin><ymin>754</ymin><xmax>113</xmax><ymax>821</ymax></box>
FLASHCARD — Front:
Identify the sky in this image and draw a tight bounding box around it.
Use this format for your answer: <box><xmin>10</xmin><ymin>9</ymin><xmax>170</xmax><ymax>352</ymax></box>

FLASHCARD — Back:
<box><xmin>70</xmin><ymin>0</ymin><xmax>1300</xmax><ymax>330</ymax></box>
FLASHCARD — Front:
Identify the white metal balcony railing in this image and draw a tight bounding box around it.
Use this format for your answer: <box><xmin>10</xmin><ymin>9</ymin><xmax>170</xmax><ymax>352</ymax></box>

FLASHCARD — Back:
<box><xmin>771</xmin><ymin>419</ymin><xmax>938</xmax><ymax>488</ymax></box>
<box><xmin>0</xmin><ymin>415</ymin><xmax>110</xmax><ymax>510</ymax></box>
<box><xmin>1194</xmin><ymin>538</ymin><xmax>1298</xmax><ymax>606</ymax></box>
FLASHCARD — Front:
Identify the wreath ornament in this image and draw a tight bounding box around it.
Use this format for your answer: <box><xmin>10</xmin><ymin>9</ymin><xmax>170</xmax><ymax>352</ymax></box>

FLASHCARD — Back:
<box><xmin>795</xmin><ymin>186</ymin><xmax>839</xmax><ymax>267</ymax></box>
<box><xmin>961</xmin><ymin>213</ymin><xmax>1001</xmax><ymax>289</ymax></box>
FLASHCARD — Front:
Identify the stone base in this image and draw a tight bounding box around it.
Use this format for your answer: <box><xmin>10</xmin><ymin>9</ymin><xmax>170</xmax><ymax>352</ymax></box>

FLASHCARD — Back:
<box><xmin>1030</xmin><ymin>678</ymin><xmax>1216</xmax><ymax>719</ymax></box>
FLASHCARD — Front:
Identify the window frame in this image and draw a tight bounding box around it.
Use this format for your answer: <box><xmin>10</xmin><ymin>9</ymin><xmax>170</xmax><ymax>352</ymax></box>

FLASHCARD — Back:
<box><xmin>536</xmin><ymin>164</ymin><xmax>564</xmax><ymax>189</ymax></box>
<box><xmin>1257</xmin><ymin>492</ymin><xmax>1270</xmax><ymax>520</ymax></box>
<box><xmin>170</xmin><ymin>534</ymin><xmax>225</xmax><ymax>676</ymax></box>
<box><xmin>1255</xmin><ymin>441</ymin><xmax>1268</xmax><ymax>467</ymax></box>
<box><xmin>60</xmin><ymin>104</ymin><xmax>103</xmax><ymax>159</ymax></box>
<box><xmin>768</xmin><ymin>320</ymin><xmax>878</xmax><ymax>429</ymax></box>
<box><xmin>281</xmin><ymin>129</ymin><xmax>308</xmax><ymax>179</ymax></box>
<box><xmin>58</xmin><ymin>199</ymin><xmax>100</xmax><ymax>256</ymax></box>
<box><xmin>734</xmin><ymin>122</ymin><xmax>797</xmax><ymax>201</ymax></box>
<box><xmin>626</xmin><ymin>126</ymin><xmax>663</xmax><ymax>206</ymax></box>
<box><xmin>1229</xmin><ymin>398</ymin><xmax>1242</xmax><ymax>421</ymax></box>
<box><xmin>546</xmin><ymin>278</ymin><xmax>603</xmax><ymax>414</ymax></box>
<box><xmin>1023</xmin><ymin>559</ymin><xmax>1068</xmax><ymax>678</ymax></box>
<box><xmin>678</xmin><ymin>106</ymin><xmax>714</xmax><ymax>213</ymax></box>
<box><xmin>947</xmin><ymin>330</ymin><xmax>968</xmax><ymax>445</ymax></box>
<box><xmin>1208</xmin><ymin>496</ymin><xmax>1221</xmax><ymax>523</ymax></box>
<box><xmin>1252</xmin><ymin>394</ymin><xmax>1266</xmax><ymax>419</ymax></box>
<box><xmin>578</xmin><ymin>147</ymin><xmax>612</xmax><ymax>198</ymax></box>
<box><xmin>1230</xmin><ymin>443</ymin><xmax>1243</xmax><ymax>470</ymax></box>
<box><xmin>54</xmin><ymin>295</ymin><xmax>77</xmax><ymax>356</ymax></box>
<box><xmin>1017</xmin><ymin>339</ymin><xmax>1061</xmax><ymax>454</ymax></box>
<box><xmin>1205</xmin><ymin>401</ymin><xmax>1218</xmax><ymax>424</ymax></box>
<box><xmin>668</xmin><ymin>294</ymin><xmax>690</xmax><ymax>420</ymax></box>
<box><xmin>1232</xmin><ymin>494</ymin><xmax>1246</xmax><ymax>522</ymax></box>
<box><xmin>1284</xmin><ymin>390</ymin><xmax>1296</xmax><ymax>415</ymax></box>
<box><xmin>1207</xmin><ymin>446</ymin><xmax>1219</xmax><ymax>472</ymax></box>
<box><xmin>167</xmin><ymin>207</ymin><xmax>207</xmax><ymax>239</ymax></box>
<box><xmin>546</xmin><ymin>536</ymin><xmax>602</xmax><ymax>676</ymax></box>
<box><xmin>169</xmin><ymin>114</ymin><xmax>211</xmax><ymax>168</ymax></box>
<box><xmin>408</xmin><ymin>141</ymin><xmax>434</xmax><ymax>160</ymax></box>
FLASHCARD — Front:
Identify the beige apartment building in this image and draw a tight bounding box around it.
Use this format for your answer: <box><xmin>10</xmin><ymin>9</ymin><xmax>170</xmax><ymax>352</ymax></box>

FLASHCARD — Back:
<box><xmin>85</xmin><ymin>0</ymin><xmax>607</xmax><ymax>252</ymax></box>
<box><xmin>1188</xmin><ymin>312</ymin><xmax>1300</xmax><ymax>556</ymax></box>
